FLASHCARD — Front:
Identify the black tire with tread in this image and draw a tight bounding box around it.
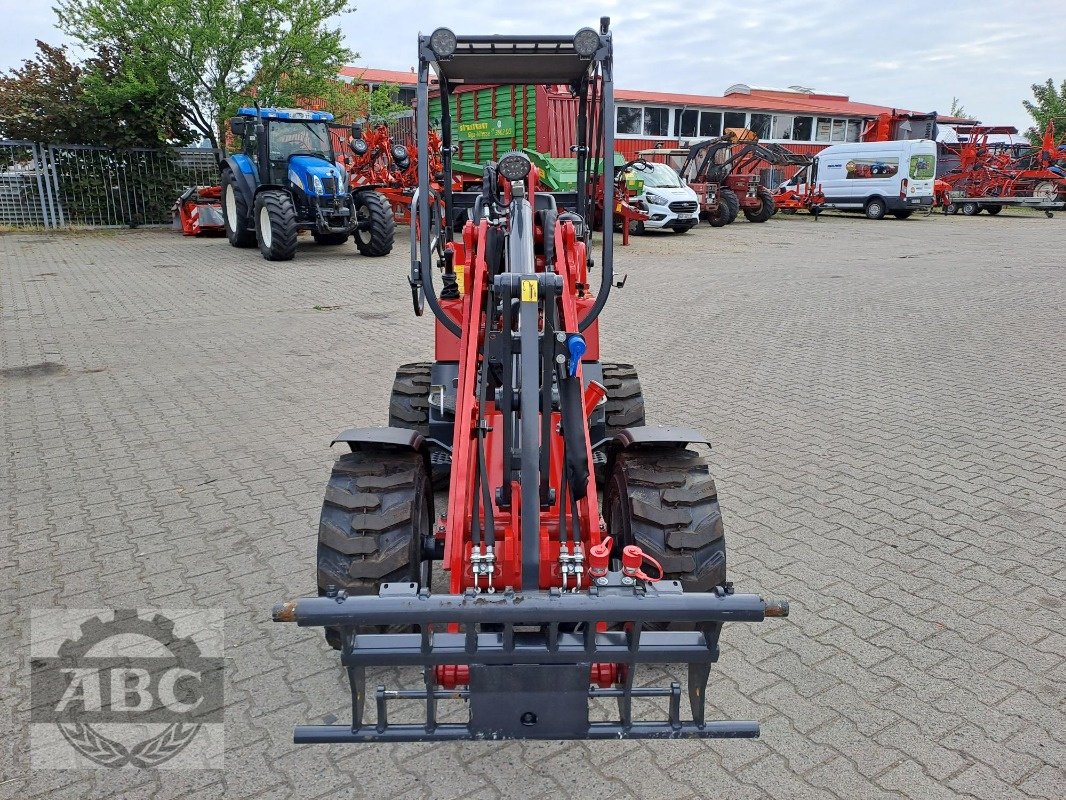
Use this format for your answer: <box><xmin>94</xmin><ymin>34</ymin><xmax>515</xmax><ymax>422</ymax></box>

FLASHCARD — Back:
<box><xmin>706</xmin><ymin>201</ymin><xmax>730</xmax><ymax>227</ymax></box>
<box><xmin>255</xmin><ymin>189</ymin><xmax>298</xmax><ymax>261</ymax></box>
<box><xmin>221</xmin><ymin>169</ymin><xmax>255</xmax><ymax>248</ymax></box>
<box><xmin>743</xmin><ymin>187</ymin><xmax>776</xmax><ymax>223</ymax></box>
<box><xmin>720</xmin><ymin>188</ymin><xmax>740</xmax><ymax>224</ymax></box>
<box><xmin>388</xmin><ymin>362</ymin><xmax>449</xmax><ymax>487</ymax></box>
<box><xmin>600</xmin><ymin>363</ymin><xmax>645</xmax><ymax>435</ymax></box>
<box><xmin>317</xmin><ymin>448</ymin><xmax>432</xmax><ymax>649</ymax></box>
<box><xmin>982</xmin><ymin>204</ymin><xmax>1002</xmax><ymax>215</ymax></box>
<box><xmin>604</xmin><ymin>445</ymin><xmax>726</xmax><ymax>593</ymax></box>
<box><xmin>891</xmin><ymin>210</ymin><xmax>914</xmax><ymax>220</ymax></box>
<box><xmin>961</xmin><ymin>201</ymin><xmax>981</xmax><ymax>216</ymax></box>
<box><xmin>353</xmin><ymin>191</ymin><xmax>395</xmax><ymax>256</ymax></box>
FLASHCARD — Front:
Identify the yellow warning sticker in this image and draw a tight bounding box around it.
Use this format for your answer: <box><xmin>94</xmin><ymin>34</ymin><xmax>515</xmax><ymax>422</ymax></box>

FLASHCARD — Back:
<box><xmin>521</xmin><ymin>279</ymin><xmax>538</xmax><ymax>303</ymax></box>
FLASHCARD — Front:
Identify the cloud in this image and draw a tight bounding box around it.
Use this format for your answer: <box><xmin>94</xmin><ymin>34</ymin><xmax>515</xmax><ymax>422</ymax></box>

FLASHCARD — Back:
<box><xmin>1</xmin><ymin>0</ymin><xmax>1060</xmax><ymax>130</ymax></box>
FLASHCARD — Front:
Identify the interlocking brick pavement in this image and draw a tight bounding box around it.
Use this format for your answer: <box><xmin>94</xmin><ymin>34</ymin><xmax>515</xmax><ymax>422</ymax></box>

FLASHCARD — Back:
<box><xmin>1</xmin><ymin>213</ymin><xmax>1063</xmax><ymax>798</ymax></box>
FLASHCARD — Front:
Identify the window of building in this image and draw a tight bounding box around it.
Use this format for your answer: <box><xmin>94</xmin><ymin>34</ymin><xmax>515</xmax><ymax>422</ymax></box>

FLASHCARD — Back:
<box><xmin>675</xmin><ymin>108</ymin><xmax>698</xmax><ymax>138</ymax></box>
<box><xmin>643</xmin><ymin>106</ymin><xmax>670</xmax><ymax>136</ymax></box>
<box><xmin>617</xmin><ymin>106</ymin><xmax>642</xmax><ymax>135</ymax></box>
<box><xmin>846</xmin><ymin>119</ymin><xmax>862</xmax><ymax>142</ymax></box>
<box><xmin>792</xmin><ymin>116</ymin><xmax>813</xmax><ymax>141</ymax></box>
<box><xmin>772</xmin><ymin>114</ymin><xmax>794</xmax><ymax>140</ymax></box>
<box><xmin>815</xmin><ymin>117</ymin><xmax>833</xmax><ymax>142</ymax></box>
<box><xmin>749</xmin><ymin>113</ymin><xmax>772</xmax><ymax>139</ymax></box>
<box><xmin>699</xmin><ymin>111</ymin><xmax>722</xmax><ymax>137</ymax></box>
<box><xmin>831</xmin><ymin>119</ymin><xmax>847</xmax><ymax>141</ymax></box>
<box><xmin>393</xmin><ymin>87</ymin><xmax>416</xmax><ymax>107</ymax></box>
<box><xmin>724</xmin><ymin>111</ymin><xmax>747</xmax><ymax>130</ymax></box>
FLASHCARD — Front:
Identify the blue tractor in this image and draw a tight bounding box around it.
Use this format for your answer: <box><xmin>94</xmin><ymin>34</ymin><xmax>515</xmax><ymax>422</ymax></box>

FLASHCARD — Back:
<box><xmin>220</xmin><ymin>107</ymin><xmax>394</xmax><ymax>261</ymax></box>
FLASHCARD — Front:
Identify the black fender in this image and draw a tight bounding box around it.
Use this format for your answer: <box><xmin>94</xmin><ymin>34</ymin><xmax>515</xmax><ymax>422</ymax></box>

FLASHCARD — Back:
<box><xmin>331</xmin><ymin>426</ymin><xmax>432</xmax><ymax>476</ymax></box>
<box><xmin>603</xmin><ymin>426</ymin><xmax>709</xmax><ymax>482</ymax></box>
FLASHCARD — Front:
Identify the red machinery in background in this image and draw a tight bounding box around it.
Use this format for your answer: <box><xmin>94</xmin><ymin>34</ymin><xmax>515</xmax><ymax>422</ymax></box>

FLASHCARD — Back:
<box><xmin>173</xmin><ymin>185</ymin><xmax>225</xmax><ymax>236</ymax></box>
<box><xmin>938</xmin><ymin>120</ymin><xmax>1066</xmax><ymax>216</ymax></box>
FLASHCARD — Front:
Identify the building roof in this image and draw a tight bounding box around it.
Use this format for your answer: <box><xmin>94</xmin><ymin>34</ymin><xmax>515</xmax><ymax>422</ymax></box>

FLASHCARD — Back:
<box><xmin>338</xmin><ymin>66</ymin><xmax>417</xmax><ymax>85</ymax></box>
<box><xmin>614</xmin><ymin>86</ymin><xmax>914</xmax><ymax>119</ymax></box>
<box><xmin>339</xmin><ymin>67</ymin><xmax>926</xmax><ymax>120</ymax></box>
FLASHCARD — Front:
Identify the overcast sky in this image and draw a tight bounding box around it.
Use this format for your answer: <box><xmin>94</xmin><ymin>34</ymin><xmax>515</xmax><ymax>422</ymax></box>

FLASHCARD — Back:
<box><xmin>3</xmin><ymin>0</ymin><xmax>1062</xmax><ymax>131</ymax></box>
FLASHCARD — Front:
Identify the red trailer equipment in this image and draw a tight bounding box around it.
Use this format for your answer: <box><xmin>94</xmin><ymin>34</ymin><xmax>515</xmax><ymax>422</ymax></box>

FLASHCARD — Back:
<box><xmin>274</xmin><ymin>20</ymin><xmax>788</xmax><ymax>743</ymax></box>
<box><xmin>938</xmin><ymin>120</ymin><xmax>1066</xmax><ymax>216</ymax></box>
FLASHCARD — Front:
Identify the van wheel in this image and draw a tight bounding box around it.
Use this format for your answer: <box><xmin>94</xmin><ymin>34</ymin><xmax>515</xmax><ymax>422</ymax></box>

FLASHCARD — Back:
<box><xmin>628</xmin><ymin>219</ymin><xmax>646</xmax><ymax>236</ymax></box>
<box><xmin>961</xmin><ymin>202</ymin><xmax>981</xmax><ymax>216</ymax></box>
<box><xmin>864</xmin><ymin>198</ymin><xmax>887</xmax><ymax>220</ymax></box>
<box><xmin>891</xmin><ymin>210</ymin><xmax>914</xmax><ymax>220</ymax></box>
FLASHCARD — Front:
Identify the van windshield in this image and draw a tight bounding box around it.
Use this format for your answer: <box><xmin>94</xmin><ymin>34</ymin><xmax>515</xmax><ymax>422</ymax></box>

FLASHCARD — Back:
<box><xmin>629</xmin><ymin>162</ymin><xmax>682</xmax><ymax>188</ymax></box>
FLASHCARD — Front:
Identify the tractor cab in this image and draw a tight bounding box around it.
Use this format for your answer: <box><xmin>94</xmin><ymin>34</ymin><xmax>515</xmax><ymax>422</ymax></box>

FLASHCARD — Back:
<box><xmin>219</xmin><ymin>107</ymin><xmax>395</xmax><ymax>261</ymax></box>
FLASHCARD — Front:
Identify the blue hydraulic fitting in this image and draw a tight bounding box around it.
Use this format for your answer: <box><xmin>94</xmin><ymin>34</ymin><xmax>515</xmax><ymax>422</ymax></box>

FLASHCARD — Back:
<box><xmin>566</xmin><ymin>333</ymin><xmax>586</xmax><ymax>377</ymax></box>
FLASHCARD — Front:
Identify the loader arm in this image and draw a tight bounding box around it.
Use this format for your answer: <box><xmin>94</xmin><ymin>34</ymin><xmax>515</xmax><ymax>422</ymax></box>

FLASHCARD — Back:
<box><xmin>274</xmin><ymin>21</ymin><xmax>788</xmax><ymax>743</ymax></box>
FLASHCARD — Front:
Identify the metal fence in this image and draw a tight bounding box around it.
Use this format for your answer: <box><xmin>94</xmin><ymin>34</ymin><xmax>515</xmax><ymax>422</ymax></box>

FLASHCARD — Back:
<box><xmin>0</xmin><ymin>141</ymin><xmax>222</xmax><ymax>229</ymax></box>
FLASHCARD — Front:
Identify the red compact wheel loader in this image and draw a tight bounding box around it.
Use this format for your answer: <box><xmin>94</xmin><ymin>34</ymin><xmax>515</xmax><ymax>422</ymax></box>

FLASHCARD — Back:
<box><xmin>273</xmin><ymin>19</ymin><xmax>788</xmax><ymax>743</ymax></box>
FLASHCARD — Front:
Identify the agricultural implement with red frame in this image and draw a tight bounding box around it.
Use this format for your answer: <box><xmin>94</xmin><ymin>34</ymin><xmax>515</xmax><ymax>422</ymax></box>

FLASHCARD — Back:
<box><xmin>938</xmin><ymin>120</ymin><xmax>1066</xmax><ymax>217</ymax></box>
<box><xmin>274</xmin><ymin>19</ymin><xmax>788</xmax><ymax>743</ymax></box>
<box><xmin>173</xmin><ymin>185</ymin><xmax>225</xmax><ymax>236</ymax></box>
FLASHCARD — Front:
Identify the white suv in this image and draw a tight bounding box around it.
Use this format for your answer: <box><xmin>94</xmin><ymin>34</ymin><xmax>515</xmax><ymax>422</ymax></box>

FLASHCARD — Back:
<box><xmin>626</xmin><ymin>162</ymin><xmax>701</xmax><ymax>233</ymax></box>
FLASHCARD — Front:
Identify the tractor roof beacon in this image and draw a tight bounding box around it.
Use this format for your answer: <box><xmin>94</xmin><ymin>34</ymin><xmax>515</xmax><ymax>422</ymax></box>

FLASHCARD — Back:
<box><xmin>219</xmin><ymin>106</ymin><xmax>394</xmax><ymax>261</ymax></box>
<box><xmin>273</xmin><ymin>19</ymin><xmax>789</xmax><ymax>743</ymax></box>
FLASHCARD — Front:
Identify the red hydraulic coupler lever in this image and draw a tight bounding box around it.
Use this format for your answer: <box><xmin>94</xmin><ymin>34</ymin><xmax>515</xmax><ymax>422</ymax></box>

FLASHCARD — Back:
<box><xmin>621</xmin><ymin>545</ymin><xmax>664</xmax><ymax>583</ymax></box>
<box><xmin>583</xmin><ymin>381</ymin><xmax>607</xmax><ymax>419</ymax></box>
<box><xmin>588</xmin><ymin>535</ymin><xmax>612</xmax><ymax>580</ymax></box>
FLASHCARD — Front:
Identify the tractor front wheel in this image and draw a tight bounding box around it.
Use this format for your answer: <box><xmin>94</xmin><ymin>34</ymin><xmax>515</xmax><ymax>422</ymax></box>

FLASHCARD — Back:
<box><xmin>221</xmin><ymin>169</ymin><xmax>255</xmax><ymax>248</ymax></box>
<box><xmin>255</xmin><ymin>190</ymin><xmax>298</xmax><ymax>261</ymax></box>
<box><xmin>317</xmin><ymin>447</ymin><xmax>433</xmax><ymax>649</ymax></box>
<box><xmin>720</xmin><ymin>189</ymin><xmax>740</xmax><ymax>224</ymax></box>
<box><xmin>604</xmin><ymin>445</ymin><xmax>726</xmax><ymax>594</ymax></box>
<box><xmin>706</xmin><ymin>202</ymin><xmax>730</xmax><ymax>227</ymax></box>
<box><xmin>353</xmin><ymin>191</ymin><xmax>395</xmax><ymax>256</ymax></box>
<box><xmin>742</xmin><ymin>188</ymin><xmax>775</xmax><ymax>223</ymax></box>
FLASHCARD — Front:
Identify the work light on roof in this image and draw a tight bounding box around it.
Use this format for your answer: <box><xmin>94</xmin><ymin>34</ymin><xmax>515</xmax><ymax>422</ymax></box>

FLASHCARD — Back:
<box><xmin>573</xmin><ymin>27</ymin><xmax>600</xmax><ymax>58</ymax></box>
<box><xmin>429</xmin><ymin>28</ymin><xmax>457</xmax><ymax>58</ymax></box>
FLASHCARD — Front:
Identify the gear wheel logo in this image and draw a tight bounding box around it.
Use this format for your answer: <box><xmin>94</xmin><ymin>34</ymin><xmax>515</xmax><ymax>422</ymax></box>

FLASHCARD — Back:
<box><xmin>30</xmin><ymin>609</ymin><xmax>224</xmax><ymax>769</ymax></box>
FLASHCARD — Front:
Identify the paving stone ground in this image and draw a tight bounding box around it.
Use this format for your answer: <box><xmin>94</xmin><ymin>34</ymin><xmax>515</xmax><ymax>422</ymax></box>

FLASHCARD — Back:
<box><xmin>1</xmin><ymin>212</ymin><xmax>1063</xmax><ymax>799</ymax></box>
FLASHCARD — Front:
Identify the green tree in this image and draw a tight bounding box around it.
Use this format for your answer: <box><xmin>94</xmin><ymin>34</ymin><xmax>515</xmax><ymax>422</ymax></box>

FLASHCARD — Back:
<box><xmin>1022</xmin><ymin>78</ymin><xmax>1066</xmax><ymax>144</ymax></box>
<box><xmin>0</xmin><ymin>39</ymin><xmax>190</xmax><ymax>145</ymax></box>
<box><xmin>317</xmin><ymin>80</ymin><xmax>411</xmax><ymax>126</ymax></box>
<box><xmin>54</xmin><ymin>0</ymin><xmax>355</xmax><ymax>150</ymax></box>
<box><xmin>948</xmin><ymin>97</ymin><xmax>972</xmax><ymax>120</ymax></box>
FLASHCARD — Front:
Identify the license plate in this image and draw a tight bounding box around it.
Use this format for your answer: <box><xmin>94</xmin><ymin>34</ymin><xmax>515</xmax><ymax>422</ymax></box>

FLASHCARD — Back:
<box><xmin>909</xmin><ymin>198</ymin><xmax>920</xmax><ymax>204</ymax></box>
<box><xmin>677</xmin><ymin>213</ymin><xmax>695</xmax><ymax>219</ymax></box>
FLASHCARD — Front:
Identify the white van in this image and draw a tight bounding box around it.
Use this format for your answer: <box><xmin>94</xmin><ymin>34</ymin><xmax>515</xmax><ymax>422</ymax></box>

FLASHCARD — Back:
<box><xmin>785</xmin><ymin>139</ymin><xmax>937</xmax><ymax>219</ymax></box>
<box><xmin>624</xmin><ymin>162</ymin><xmax>701</xmax><ymax>233</ymax></box>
